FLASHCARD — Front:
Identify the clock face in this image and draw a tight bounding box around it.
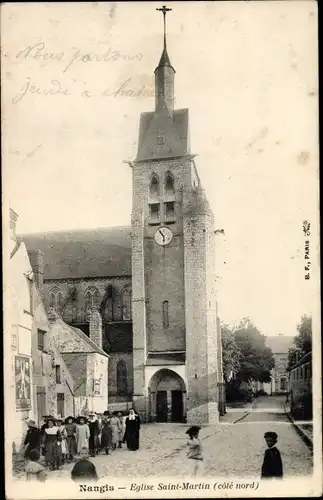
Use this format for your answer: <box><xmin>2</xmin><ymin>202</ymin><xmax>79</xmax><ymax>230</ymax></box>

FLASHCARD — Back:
<box><xmin>154</xmin><ymin>226</ymin><xmax>173</xmax><ymax>246</ymax></box>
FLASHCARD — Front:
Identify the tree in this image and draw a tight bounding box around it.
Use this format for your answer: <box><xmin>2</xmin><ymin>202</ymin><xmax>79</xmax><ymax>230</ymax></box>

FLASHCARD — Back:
<box><xmin>287</xmin><ymin>315</ymin><xmax>312</xmax><ymax>370</ymax></box>
<box><xmin>233</xmin><ymin>318</ymin><xmax>275</xmax><ymax>384</ymax></box>
<box><xmin>221</xmin><ymin>324</ymin><xmax>241</xmax><ymax>382</ymax></box>
<box><xmin>295</xmin><ymin>315</ymin><xmax>312</xmax><ymax>354</ymax></box>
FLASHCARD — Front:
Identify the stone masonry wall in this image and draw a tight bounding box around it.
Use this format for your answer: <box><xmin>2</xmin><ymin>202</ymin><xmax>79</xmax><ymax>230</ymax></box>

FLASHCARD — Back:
<box><xmin>205</xmin><ymin>214</ymin><xmax>219</xmax><ymax>423</ymax></box>
<box><xmin>183</xmin><ymin>216</ymin><xmax>209</xmax><ymax>424</ymax></box>
<box><xmin>131</xmin><ymin>158</ymin><xmax>192</xmax><ymax>418</ymax></box>
<box><xmin>43</xmin><ymin>277</ymin><xmax>131</xmax><ymax>325</ymax></box>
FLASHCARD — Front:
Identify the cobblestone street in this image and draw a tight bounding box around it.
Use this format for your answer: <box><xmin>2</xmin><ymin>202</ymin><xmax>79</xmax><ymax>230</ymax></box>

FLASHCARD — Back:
<box><xmin>17</xmin><ymin>396</ymin><xmax>312</xmax><ymax>482</ymax></box>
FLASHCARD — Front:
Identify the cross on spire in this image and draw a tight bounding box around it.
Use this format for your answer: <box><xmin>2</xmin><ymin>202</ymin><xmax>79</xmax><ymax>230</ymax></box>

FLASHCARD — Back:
<box><xmin>156</xmin><ymin>5</ymin><xmax>172</xmax><ymax>50</ymax></box>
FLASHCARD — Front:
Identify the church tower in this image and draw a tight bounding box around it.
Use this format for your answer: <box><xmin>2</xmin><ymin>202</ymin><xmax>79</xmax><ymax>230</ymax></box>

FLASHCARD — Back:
<box><xmin>130</xmin><ymin>6</ymin><xmax>221</xmax><ymax>424</ymax></box>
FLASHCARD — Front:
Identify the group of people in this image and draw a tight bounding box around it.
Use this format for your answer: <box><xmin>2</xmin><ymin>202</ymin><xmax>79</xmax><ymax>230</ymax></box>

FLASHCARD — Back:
<box><xmin>23</xmin><ymin>411</ymin><xmax>283</xmax><ymax>482</ymax></box>
<box><xmin>22</xmin><ymin>409</ymin><xmax>141</xmax><ymax>480</ymax></box>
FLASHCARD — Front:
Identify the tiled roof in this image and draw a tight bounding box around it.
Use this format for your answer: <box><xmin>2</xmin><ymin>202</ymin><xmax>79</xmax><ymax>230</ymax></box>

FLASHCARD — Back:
<box><xmin>136</xmin><ymin>108</ymin><xmax>189</xmax><ymax>162</ymax></box>
<box><xmin>265</xmin><ymin>335</ymin><xmax>294</xmax><ymax>354</ymax></box>
<box><xmin>20</xmin><ymin>226</ymin><xmax>132</xmax><ymax>279</ymax></box>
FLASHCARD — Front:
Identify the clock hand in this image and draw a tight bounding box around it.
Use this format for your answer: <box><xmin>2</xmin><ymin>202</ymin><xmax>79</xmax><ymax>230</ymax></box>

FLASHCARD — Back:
<box><xmin>159</xmin><ymin>229</ymin><xmax>165</xmax><ymax>242</ymax></box>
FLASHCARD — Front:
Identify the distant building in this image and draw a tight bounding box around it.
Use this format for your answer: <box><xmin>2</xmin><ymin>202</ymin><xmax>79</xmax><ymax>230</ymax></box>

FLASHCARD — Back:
<box><xmin>263</xmin><ymin>335</ymin><xmax>294</xmax><ymax>395</ymax></box>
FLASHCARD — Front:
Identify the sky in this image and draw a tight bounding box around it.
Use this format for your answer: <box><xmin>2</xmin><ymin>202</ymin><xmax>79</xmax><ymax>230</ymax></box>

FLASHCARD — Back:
<box><xmin>3</xmin><ymin>1</ymin><xmax>319</xmax><ymax>337</ymax></box>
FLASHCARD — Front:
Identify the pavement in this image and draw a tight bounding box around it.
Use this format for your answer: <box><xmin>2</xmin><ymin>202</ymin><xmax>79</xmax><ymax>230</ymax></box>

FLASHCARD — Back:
<box><xmin>283</xmin><ymin>400</ymin><xmax>313</xmax><ymax>449</ymax></box>
<box><xmin>14</xmin><ymin>395</ymin><xmax>313</xmax><ymax>481</ymax></box>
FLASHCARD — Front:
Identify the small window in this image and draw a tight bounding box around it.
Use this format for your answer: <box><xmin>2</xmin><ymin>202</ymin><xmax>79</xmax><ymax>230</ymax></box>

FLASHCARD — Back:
<box><xmin>163</xmin><ymin>300</ymin><xmax>169</xmax><ymax>328</ymax></box>
<box><xmin>55</xmin><ymin>365</ymin><xmax>61</xmax><ymax>384</ymax></box>
<box><xmin>149</xmin><ymin>203</ymin><xmax>160</xmax><ymax>222</ymax></box>
<box><xmin>157</xmin><ymin>136</ymin><xmax>165</xmax><ymax>145</ymax></box>
<box><xmin>164</xmin><ymin>201</ymin><xmax>175</xmax><ymax>221</ymax></box>
<box><xmin>37</xmin><ymin>329</ymin><xmax>46</xmax><ymax>351</ymax></box>
<box><xmin>57</xmin><ymin>393</ymin><xmax>65</xmax><ymax>417</ymax></box>
<box><xmin>165</xmin><ymin>172</ymin><xmax>175</xmax><ymax>199</ymax></box>
<box><xmin>149</xmin><ymin>174</ymin><xmax>159</xmax><ymax>201</ymax></box>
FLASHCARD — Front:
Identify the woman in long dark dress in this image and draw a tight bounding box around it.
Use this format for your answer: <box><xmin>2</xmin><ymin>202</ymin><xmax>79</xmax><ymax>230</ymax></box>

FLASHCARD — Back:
<box><xmin>23</xmin><ymin>420</ymin><xmax>41</xmax><ymax>459</ymax></box>
<box><xmin>101</xmin><ymin>414</ymin><xmax>113</xmax><ymax>455</ymax></box>
<box><xmin>43</xmin><ymin>418</ymin><xmax>62</xmax><ymax>470</ymax></box>
<box><xmin>123</xmin><ymin>409</ymin><xmax>141</xmax><ymax>451</ymax></box>
<box><xmin>88</xmin><ymin>413</ymin><xmax>100</xmax><ymax>457</ymax></box>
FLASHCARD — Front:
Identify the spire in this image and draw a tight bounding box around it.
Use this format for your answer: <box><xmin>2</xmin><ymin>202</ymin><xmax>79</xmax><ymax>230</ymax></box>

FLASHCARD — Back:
<box><xmin>156</xmin><ymin>5</ymin><xmax>174</xmax><ymax>70</ymax></box>
<box><xmin>155</xmin><ymin>5</ymin><xmax>175</xmax><ymax>112</ymax></box>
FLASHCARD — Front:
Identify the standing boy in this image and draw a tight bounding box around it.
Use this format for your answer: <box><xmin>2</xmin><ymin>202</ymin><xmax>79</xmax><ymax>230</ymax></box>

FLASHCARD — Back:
<box><xmin>261</xmin><ymin>431</ymin><xmax>283</xmax><ymax>479</ymax></box>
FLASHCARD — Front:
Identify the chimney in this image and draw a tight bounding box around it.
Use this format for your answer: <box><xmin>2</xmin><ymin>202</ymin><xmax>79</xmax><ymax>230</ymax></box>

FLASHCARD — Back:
<box><xmin>89</xmin><ymin>308</ymin><xmax>103</xmax><ymax>348</ymax></box>
<box><xmin>27</xmin><ymin>249</ymin><xmax>44</xmax><ymax>295</ymax></box>
<box><xmin>10</xmin><ymin>208</ymin><xmax>18</xmax><ymax>241</ymax></box>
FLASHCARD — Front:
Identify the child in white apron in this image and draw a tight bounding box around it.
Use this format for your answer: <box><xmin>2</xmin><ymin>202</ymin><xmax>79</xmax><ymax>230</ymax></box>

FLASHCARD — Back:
<box><xmin>56</xmin><ymin>418</ymin><xmax>68</xmax><ymax>464</ymax></box>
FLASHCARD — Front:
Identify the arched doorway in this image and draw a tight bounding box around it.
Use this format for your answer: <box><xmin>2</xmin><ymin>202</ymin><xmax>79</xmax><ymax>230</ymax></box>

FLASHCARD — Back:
<box><xmin>280</xmin><ymin>377</ymin><xmax>288</xmax><ymax>392</ymax></box>
<box><xmin>148</xmin><ymin>369</ymin><xmax>186</xmax><ymax>423</ymax></box>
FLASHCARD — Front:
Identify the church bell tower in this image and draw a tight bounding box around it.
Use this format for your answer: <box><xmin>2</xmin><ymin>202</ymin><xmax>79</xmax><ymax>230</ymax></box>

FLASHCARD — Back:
<box><xmin>130</xmin><ymin>6</ymin><xmax>221</xmax><ymax>424</ymax></box>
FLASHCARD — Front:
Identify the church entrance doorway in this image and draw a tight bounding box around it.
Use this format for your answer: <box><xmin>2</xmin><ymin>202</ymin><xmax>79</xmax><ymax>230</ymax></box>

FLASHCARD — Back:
<box><xmin>171</xmin><ymin>390</ymin><xmax>183</xmax><ymax>422</ymax></box>
<box><xmin>148</xmin><ymin>369</ymin><xmax>186</xmax><ymax>423</ymax></box>
<box><xmin>156</xmin><ymin>391</ymin><xmax>168</xmax><ymax>422</ymax></box>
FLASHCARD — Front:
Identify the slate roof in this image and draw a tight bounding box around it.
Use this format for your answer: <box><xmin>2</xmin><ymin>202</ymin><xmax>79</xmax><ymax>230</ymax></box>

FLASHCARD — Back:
<box><xmin>156</xmin><ymin>46</ymin><xmax>174</xmax><ymax>71</ymax></box>
<box><xmin>136</xmin><ymin>108</ymin><xmax>189</xmax><ymax>162</ymax></box>
<box><xmin>70</xmin><ymin>325</ymin><xmax>109</xmax><ymax>358</ymax></box>
<box><xmin>265</xmin><ymin>335</ymin><xmax>294</xmax><ymax>354</ymax></box>
<box><xmin>20</xmin><ymin>226</ymin><xmax>132</xmax><ymax>280</ymax></box>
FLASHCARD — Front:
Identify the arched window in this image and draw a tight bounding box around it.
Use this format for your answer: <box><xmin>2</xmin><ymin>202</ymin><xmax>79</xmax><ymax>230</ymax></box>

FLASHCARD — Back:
<box><xmin>165</xmin><ymin>172</ymin><xmax>175</xmax><ymax>199</ymax></box>
<box><xmin>49</xmin><ymin>287</ymin><xmax>63</xmax><ymax>311</ymax></box>
<box><xmin>85</xmin><ymin>286</ymin><xmax>100</xmax><ymax>311</ymax></box>
<box><xmin>149</xmin><ymin>174</ymin><xmax>159</xmax><ymax>201</ymax></box>
<box><xmin>164</xmin><ymin>172</ymin><xmax>175</xmax><ymax>222</ymax></box>
<box><xmin>163</xmin><ymin>300</ymin><xmax>169</xmax><ymax>328</ymax></box>
<box><xmin>121</xmin><ymin>286</ymin><xmax>132</xmax><ymax>320</ymax></box>
<box><xmin>117</xmin><ymin>360</ymin><xmax>128</xmax><ymax>395</ymax></box>
<box><xmin>149</xmin><ymin>174</ymin><xmax>160</xmax><ymax>224</ymax></box>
